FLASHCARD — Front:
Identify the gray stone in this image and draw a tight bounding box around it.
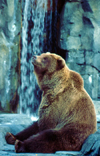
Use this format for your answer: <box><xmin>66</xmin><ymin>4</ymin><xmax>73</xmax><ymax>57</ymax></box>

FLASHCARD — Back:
<box><xmin>59</xmin><ymin>2</ymin><xmax>83</xmax><ymax>50</ymax></box>
<box><xmin>0</xmin><ymin>151</ymin><xmax>56</xmax><ymax>156</ymax></box>
<box><xmin>85</xmin><ymin>51</ymin><xmax>94</xmax><ymax>65</ymax></box>
<box><xmin>80</xmin><ymin>132</ymin><xmax>100</xmax><ymax>155</ymax></box>
<box><xmin>67</xmin><ymin>50</ymin><xmax>84</xmax><ymax>64</ymax></box>
<box><xmin>88</xmin><ymin>1</ymin><xmax>100</xmax><ymax>52</ymax></box>
<box><xmin>56</xmin><ymin>151</ymin><xmax>81</xmax><ymax>155</ymax></box>
<box><xmin>0</xmin><ymin>114</ymin><xmax>33</xmax><ymax>125</ymax></box>
<box><xmin>93</xmin><ymin>101</ymin><xmax>100</xmax><ymax>116</ymax></box>
<box><xmin>66</xmin><ymin>36</ymin><xmax>81</xmax><ymax>51</ymax></box>
<box><xmin>58</xmin><ymin>0</ymin><xmax>100</xmax><ymax>100</ymax></box>
<box><xmin>92</xmin><ymin>53</ymin><xmax>100</xmax><ymax>71</ymax></box>
<box><xmin>0</xmin><ymin>114</ymin><xmax>33</xmax><ymax>151</ymax></box>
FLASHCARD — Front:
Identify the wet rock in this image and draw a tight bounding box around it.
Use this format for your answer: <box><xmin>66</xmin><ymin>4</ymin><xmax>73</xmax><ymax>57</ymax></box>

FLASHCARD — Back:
<box><xmin>93</xmin><ymin>101</ymin><xmax>100</xmax><ymax>116</ymax></box>
<box><xmin>81</xmin><ymin>131</ymin><xmax>100</xmax><ymax>156</ymax></box>
<box><xmin>92</xmin><ymin>53</ymin><xmax>100</xmax><ymax>71</ymax></box>
<box><xmin>0</xmin><ymin>114</ymin><xmax>32</xmax><ymax>153</ymax></box>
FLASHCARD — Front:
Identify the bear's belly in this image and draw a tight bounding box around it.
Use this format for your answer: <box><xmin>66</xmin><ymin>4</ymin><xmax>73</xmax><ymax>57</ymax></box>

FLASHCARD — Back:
<box><xmin>38</xmin><ymin>106</ymin><xmax>59</xmax><ymax>131</ymax></box>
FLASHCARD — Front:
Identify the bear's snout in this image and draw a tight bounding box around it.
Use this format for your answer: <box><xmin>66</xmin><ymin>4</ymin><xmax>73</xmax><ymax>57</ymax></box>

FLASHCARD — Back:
<box><xmin>32</xmin><ymin>55</ymin><xmax>37</xmax><ymax>65</ymax></box>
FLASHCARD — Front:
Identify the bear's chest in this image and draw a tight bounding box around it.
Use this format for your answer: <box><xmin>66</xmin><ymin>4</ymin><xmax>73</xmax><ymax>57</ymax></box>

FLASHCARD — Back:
<box><xmin>38</xmin><ymin>104</ymin><xmax>58</xmax><ymax>130</ymax></box>
<box><xmin>38</xmin><ymin>91</ymin><xmax>77</xmax><ymax>131</ymax></box>
<box><xmin>38</xmin><ymin>95</ymin><xmax>61</xmax><ymax>130</ymax></box>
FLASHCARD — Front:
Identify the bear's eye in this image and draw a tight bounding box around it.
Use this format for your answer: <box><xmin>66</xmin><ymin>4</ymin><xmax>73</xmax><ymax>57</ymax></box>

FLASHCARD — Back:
<box><xmin>42</xmin><ymin>57</ymin><xmax>48</xmax><ymax>63</ymax></box>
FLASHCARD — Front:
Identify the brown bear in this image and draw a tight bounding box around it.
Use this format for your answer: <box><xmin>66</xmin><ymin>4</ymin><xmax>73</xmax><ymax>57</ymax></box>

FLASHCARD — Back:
<box><xmin>5</xmin><ymin>52</ymin><xmax>97</xmax><ymax>153</ymax></box>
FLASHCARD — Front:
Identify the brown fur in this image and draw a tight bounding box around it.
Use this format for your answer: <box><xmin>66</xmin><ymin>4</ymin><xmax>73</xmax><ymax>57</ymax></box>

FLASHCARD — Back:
<box><xmin>5</xmin><ymin>52</ymin><xmax>97</xmax><ymax>153</ymax></box>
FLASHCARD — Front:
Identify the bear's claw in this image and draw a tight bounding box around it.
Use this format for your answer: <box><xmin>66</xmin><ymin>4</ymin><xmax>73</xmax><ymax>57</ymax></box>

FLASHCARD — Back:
<box><xmin>5</xmin><ymin>132</ymin><xmax>16</xmax><ymax>145</ymax></box>
<box><xmin>15</xmin><ymin>140</ymin><xmax>26</xmax><ymax>153</ymax></box>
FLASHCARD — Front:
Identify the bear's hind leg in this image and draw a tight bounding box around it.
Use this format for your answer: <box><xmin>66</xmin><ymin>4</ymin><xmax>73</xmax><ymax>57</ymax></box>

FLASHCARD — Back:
<box><xmin>14</xmin><ymin>126</ymin><xmax>87</xmax><ymax>153</ymax></box>
<box><xmin>15</xmin><ymin>129</ymin><xmax>62</xmax><ymax>153</ymax></box>
<box><xmin>15</xmin><ymin>121</ymin><xmax>39</xmax><ymax>141</ymax></box>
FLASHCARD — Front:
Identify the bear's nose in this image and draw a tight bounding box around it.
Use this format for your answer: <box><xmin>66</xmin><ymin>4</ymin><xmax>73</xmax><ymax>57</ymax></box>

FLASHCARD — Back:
<box><xmin>31</xmin><ymin>55</ymin><xmax>37</xmax><ymax>64</ymax></box>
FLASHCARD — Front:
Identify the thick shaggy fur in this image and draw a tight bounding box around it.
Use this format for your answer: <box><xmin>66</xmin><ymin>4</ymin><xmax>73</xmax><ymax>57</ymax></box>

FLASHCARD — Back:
<box><xmin>5</xmin><ymin>52</ymin><xmax>97</xmax><ymax>153</ymax></box>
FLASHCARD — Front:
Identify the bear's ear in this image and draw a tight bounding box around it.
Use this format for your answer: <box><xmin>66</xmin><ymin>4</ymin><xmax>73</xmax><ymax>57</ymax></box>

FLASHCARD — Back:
<box><xmin>46</xmin><ymin>52</ymin><xmax>51</xmax><ymax>54</ymax></box>
<box><xmin>57</xmin><ymin>58</ymin><xmax>65</xmax><ymax>70</ymax></box>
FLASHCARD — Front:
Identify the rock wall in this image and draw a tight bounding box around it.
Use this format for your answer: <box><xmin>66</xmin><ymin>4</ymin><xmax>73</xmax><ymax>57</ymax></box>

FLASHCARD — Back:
<box><xmin>0</xmin><ymin>0</ymin><xmax>21</xmax><ymax>112</ymax></box>
<box><xmin>58</xmin><ymin>0</ymin><xmax>100</xmax><ymax>100</ymax></box>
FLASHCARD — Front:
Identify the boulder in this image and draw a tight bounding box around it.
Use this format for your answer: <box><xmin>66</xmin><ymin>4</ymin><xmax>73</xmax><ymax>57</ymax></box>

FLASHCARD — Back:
<box><xmin>81</xmin><ymin>132</ymin><xmax>100</xmax><ymax>156</ymax></box>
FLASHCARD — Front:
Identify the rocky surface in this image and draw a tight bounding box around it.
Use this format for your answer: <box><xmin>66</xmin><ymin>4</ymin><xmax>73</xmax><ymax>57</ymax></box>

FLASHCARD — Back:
<box><xmin>93</xmin><ymin>100</ymin><xmax>100</xmax><ymax>116</ymax></box>
<box><xmin>58</xmin><ymin>0</ymin><xmax>100</xmax><ymax>100</ymax></box>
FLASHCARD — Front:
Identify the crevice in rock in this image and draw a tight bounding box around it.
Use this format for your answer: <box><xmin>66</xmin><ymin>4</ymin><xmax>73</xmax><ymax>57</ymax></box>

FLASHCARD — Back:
<box><xmin>81</xmin><ymin>0</ymin><xmax>93</xmax><ymax>13</ymax></box>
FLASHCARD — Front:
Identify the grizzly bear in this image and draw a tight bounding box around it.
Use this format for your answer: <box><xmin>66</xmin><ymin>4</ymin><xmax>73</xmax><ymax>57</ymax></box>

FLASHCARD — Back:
<box><xmin>5</xmin><ymin>52</ymin><xmax>97</xmax><ymax>153</ymax></box>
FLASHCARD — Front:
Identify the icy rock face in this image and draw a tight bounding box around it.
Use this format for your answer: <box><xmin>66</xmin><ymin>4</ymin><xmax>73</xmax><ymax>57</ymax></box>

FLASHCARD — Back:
<box><xmin>58</xmin><ymin>0</ymin><xmax>100</xmax><ymax>100</ymax></box>
<box><xmin>0</xmin><ymin>0</ymin><xmax>21</xmax><ymax>112</ymax></box>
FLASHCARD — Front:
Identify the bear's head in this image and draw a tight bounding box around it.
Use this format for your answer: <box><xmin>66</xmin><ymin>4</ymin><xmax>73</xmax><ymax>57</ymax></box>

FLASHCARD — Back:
<box><xmin>32</xmin><ymin>52</ymin><xmax>65</xmax><ymax>75</ymax></box>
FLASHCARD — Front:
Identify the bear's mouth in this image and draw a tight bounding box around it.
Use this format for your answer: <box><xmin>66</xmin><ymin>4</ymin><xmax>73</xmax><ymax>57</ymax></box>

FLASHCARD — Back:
<box><xmin>31</xmin><ymin>55</ymin><xmax>37</xmax><ymax>65</ymax></box>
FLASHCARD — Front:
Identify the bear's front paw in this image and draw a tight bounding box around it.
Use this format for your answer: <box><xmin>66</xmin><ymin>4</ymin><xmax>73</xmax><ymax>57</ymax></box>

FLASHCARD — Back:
<box><xmin>5</xmin><ymin>132</ymin><xmax>16</xmax><ymax>145</ymax></box>
<box><xmin>15</xmin><ymin>140</ymin><xmax>26</xmax><ymax>153</ymax></box>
